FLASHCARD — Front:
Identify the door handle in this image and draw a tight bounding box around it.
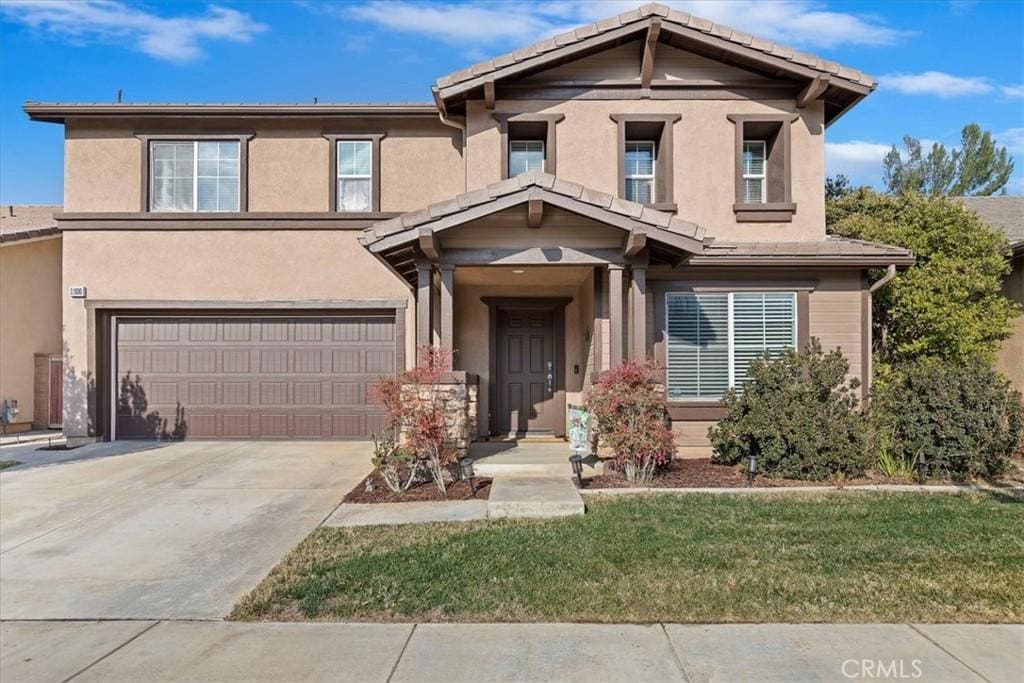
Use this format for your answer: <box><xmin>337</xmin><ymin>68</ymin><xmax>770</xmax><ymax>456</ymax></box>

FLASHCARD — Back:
<box><xmin>547</xmin><ymin>373</ymin><xmax>553</xmax><ymax>393</ymax></box>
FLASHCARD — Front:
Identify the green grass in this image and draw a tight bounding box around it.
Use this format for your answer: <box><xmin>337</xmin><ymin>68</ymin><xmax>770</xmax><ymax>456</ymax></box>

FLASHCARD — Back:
<box><xmin>0</xmin><ymin>460</ymin><xmax>21</xmax><ymax>471</ymax></box>
<box><xmin>231</xmin><ymin>492</ymin><xmax>1024</xmax><ymax>624</ymax></box>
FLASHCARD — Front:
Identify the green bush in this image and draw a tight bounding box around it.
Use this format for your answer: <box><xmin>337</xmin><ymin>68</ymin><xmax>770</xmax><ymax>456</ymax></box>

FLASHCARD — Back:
<box><xmin>710</xmin><ymin>339</ymin><xmax>869</xmax><ymax>480</ymax></box>
<box><xmin>870</xmin><ymin>358</ymin><xmax>1024</xmax><ymax>480</ymax></box>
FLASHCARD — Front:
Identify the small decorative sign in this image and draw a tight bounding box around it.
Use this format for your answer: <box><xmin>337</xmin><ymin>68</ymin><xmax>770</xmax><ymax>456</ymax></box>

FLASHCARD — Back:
<box><xmin>68</xmin><ymin>285</ymin><xmax>86</xmax><ymax>298</ymax></box>
<box><xmin>567</xmin><ymin>404</ymin><xmax>591</xmax><ymax>455</ymax></box>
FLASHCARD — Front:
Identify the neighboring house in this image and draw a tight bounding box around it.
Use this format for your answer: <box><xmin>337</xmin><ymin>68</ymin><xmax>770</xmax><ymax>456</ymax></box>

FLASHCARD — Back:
<box><xmin>958</xmin><ymin>196</ymin><xmax>1024</xmax><ymax>390</ymax></box>
<box><xmin>0</xmin><ymin>205</ymin><xmax>63</xmax><ymax>434</ymax></box>
<box><xmin>26</xmin><ymin>3</ymin><xmax>912</xmax><ymax>453</ymax></box>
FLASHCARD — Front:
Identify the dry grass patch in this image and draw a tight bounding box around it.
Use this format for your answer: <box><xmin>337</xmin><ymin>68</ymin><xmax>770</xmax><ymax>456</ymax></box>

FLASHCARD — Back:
<box><xmin>230</xmin><ymin>491</ymin><xmax>1024</xmax><ymax>624</ymax></box>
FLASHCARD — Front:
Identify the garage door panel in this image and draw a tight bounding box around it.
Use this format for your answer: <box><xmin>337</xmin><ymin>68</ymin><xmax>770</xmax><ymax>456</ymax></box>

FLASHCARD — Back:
<box><xmin>115</xmin><ymin>315</ymin><xmax>395</xmax><ymax>440</ymax></box>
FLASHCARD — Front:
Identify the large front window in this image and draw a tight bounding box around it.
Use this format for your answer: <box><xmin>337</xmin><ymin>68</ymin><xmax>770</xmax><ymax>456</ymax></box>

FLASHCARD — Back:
<box><xmin>666</xmin><ymin>291</ymin><xmax>796</xmax><ymax>400</ymax></box>
<box><xmin>624</xmin><ymin>141</ymin><xmax>655</xmax><ymax>204</ymax></box>
<box><xmin>150</xmin><ymin>140</ymin><xmax>240</xmax><ymax>212</ymax></box>
<box><xmin>337</xmin><ymin>140</ymin><xmax>373</xmax><ymax>212</ymax></box>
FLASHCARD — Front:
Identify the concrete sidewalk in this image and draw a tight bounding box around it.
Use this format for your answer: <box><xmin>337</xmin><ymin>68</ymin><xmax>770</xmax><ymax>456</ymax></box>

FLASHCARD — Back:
<box><xmin>1</xmin><ymin>621</ymin><xmax>1020</xmax><ymax>682</ymax></box>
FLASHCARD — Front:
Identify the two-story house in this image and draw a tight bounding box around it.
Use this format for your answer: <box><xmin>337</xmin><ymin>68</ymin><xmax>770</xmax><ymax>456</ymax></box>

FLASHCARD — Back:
<box><xmin>27</xmin><ymin>4</ymin><xmax>912</xmax><ymax>453</ymax></box>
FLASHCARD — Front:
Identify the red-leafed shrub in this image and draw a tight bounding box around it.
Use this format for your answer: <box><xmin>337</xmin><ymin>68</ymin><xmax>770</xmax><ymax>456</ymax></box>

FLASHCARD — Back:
<box><xmin>371</xmin><ymin>346</ymin><xmax>456</xmax><ymax>494</ymax></box>
<box><xmin>586</xmin><ymin>359</ymin><xmax>676</xmax><ymax>484</ymax></box>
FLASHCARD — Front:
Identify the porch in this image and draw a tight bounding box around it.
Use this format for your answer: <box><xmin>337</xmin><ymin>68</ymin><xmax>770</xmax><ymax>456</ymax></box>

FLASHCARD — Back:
<box><xmin>360</xmin><ymin>172</ymin><xmax>707</xmax><ymax>440</ymax></box>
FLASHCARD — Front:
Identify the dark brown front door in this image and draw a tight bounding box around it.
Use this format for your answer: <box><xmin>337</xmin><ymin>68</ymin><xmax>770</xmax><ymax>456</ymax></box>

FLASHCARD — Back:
<box><xmin>497</xmin><ymin>308</ymin><xmax>556</xmax><ymax>435</ymax></box>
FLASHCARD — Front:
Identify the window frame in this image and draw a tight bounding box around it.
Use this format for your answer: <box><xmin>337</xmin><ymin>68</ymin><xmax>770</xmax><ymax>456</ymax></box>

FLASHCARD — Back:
<box><xmin>137</xmin><ymin>133</ymin><xmax>252</xmax><ymax>213</ymax></box>
<box><xmin>323</xmin><ymin>132</ymin><xmax>385</xmax><ymax>213</ymax></box>
<box><xmin>664</xmin><ymin>290</ymin><xmax>799</xmax><ymax>402</ymax></box>
<box><xmin>508</xmin><ymin>139</ymin><xmax>546</xmax><ymax>176</ymax></box>
<box><xmin>610</xmin><ymin>114</ymin><xmax>680</xmax><ymax>210</ymax></box>
<box><xmin>624</xmin><ymin>140</ymin><xmax>656</xmax><ymax>204</ymax></box>
<box><xmin>741</xmin><ymin>140</ymin><xmax>767</xmax><ymax>204</ymax></box>
<box><xmin>726</xmin><ymin>113</ymin><xmax>798</xmax><ymax>222</ymax></box>
<box><xmin>495</xmin><ymin>113</ymin><xmax>564</xmax><ymax>179</ymax></box>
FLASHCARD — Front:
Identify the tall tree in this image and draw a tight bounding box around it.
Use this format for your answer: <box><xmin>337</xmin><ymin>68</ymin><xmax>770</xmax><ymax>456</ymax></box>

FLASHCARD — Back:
<box><xmin>827</xmin><ymin>189</ymin><xmax>1018</xmax><ymax>367</ymax></box>
<box><xmin>882</xmin><ymin>124</ymin><xmax>1014</xmax><ymax>196</ymax></box>
<box><xmin>825</xmin><ymin>174</ymin><xmax>853</xmax><ymax>200</ymax></box>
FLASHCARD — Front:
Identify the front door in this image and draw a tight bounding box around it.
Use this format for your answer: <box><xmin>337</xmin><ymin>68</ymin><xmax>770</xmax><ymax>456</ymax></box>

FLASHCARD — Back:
<box><xmin>497</xmin><ymin>308</ymin><xmax>556</xmax><ymax>435</ymax></box>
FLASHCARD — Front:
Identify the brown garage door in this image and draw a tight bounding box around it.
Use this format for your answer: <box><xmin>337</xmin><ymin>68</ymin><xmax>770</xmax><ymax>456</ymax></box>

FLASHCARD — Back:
<box><xmin>114</xmin><ymin>315</ymin><xmax>396</xmax><ymax>439</ymax></box>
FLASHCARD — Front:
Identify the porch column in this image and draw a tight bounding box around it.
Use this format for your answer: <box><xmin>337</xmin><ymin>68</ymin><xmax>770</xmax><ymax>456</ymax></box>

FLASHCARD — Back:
<box><xmin>608</xmin><ymin>264</ymin><xmax>624</xmax><ymax>366</ymax></box>
<box><xmin>630</xmin><ymin>262</ymin><xmax>647</xmax><ymax>360</ymax></box>
<box><xmin>439</xmin><ymin>264</ymin><xmax>455</xmax><ymax>368</ymax></box>
<box><xmin>416</xmin><ymin>260</ymin><xmax>432</xmax><ymax>357</ymax></box>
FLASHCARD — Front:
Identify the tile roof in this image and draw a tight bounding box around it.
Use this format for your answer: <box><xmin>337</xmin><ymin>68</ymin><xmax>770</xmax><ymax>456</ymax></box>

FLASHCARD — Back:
<box><xmin>435</xmin><ymin>2</ymin><xmax>874</xmax><ymax>92</ymax></box>
<box><xmin>696</xmin><ymin>236</ymin><xmax>914</xmax><ymax>263</ymax></box>
<box><xmin>361</xmin><ymin>170</ymin><xmax>706</xmax><ymax>248</ymax></box>
<box><xmin>956</xmin><ymin>196</ymin><xmax>1024</xmax><ymax>247</ymax></box>
<box><xmin>0</xmin><ymin>205</ymin><xmax>61</xmax><ymax>243</ymax></box>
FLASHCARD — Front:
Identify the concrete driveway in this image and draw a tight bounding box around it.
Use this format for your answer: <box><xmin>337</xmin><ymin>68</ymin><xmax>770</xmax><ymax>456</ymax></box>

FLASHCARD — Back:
<box><xmin>0</xmin><ymin>440</ymin><xmax>370</xmax><ymax>620</ymax></box>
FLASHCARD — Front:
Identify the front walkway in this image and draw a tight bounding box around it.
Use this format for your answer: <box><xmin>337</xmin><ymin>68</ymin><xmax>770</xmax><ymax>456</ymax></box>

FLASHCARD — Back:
<box><xmin>2</xmin><ymin>620</ymin><xmax>1019</xmax><ymax>682</ymax></box>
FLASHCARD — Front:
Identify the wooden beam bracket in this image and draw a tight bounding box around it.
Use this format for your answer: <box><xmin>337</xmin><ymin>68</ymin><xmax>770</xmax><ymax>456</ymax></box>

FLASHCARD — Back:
<box><xmin>796</xmin><ymin>75</ymin><xmax>830</xmax><ymax>108</ymax></box>
<box><xmin>483</xmin><ymin>79</ymin><xmax>496</xmax><ymax>109</ymax></box>
<box><xmin>418</xmin><ymin>227</ymin><xmax>441</xmax><ymax>262</ymax></box>
<box><xmin>640</xmin><ymin>18</ymin><xmax>662</xmax><ymax>92</ymax></box>
<box><xmin>527</xmin><ymin>198</ymin><xmax>544</xmax><ymax>228</ymax></box>
<box><xmin>623</xmin><ymin>229</ymin><xmax>648</xmax><ymax>257</ymax></box>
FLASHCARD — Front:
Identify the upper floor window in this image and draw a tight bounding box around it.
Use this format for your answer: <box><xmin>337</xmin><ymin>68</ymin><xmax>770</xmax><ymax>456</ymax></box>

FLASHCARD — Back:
<box><xmin>337</xmin><ymin>140</ymin><xmax>373</xmax><ymax>212</ymax></box>
<box><xmin>610</xmin><ymin>114</ymin><xmax>680</xmax><ymax>209</ymax></box>
<box><xmin>150</xmin><ymin>140</ymin><xmax>240</xmax><ymax>212</ymax></box>
<box><xmin>727</xmin><ymin>114</ymin><xmax>798</xmax><ymax>222</ymax></box>
<box><xmin>624</xmin><ymin>141</ymin><xmax>655</xmax><ymax>204</ymax></box>
<box><xmin>509</xmin><ymin>139</ymin><xmax>545</xmax><ymax>176</ymax></box>
<box><xmin>666</xmin><ymin>291</ymin><xmax>796</xmax><ymax>400</ymax></box>
<box><xmin>741</xmin><ymin>141</ymin><xmax>767</xmax><ymax>203</ymax></box>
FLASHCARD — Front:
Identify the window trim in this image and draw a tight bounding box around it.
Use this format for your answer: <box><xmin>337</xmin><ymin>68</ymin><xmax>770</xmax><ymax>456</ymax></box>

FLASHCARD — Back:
<box><xmin>494</xmin><ymin>113</ymin><xmax>564</xmax><ymax>179</ymax></box>
<box><xmin>726</xmin><ymin>113</ymin><xmax>798</xmax><ymax>222</ymax></box>
<box><xmin>323</xmin><ymin>132</ymin><xmax>385</xmax><ymax>213</ymax></box>
<box><xmin>664</xmin><ymin>290</ymin><xmax>798</xmax><ymax>402</ymax></box>
<box><xmin>136</xmin><ymin>133</ymin><xmax>253</xmax><ymax>213</ymax></box>
<box><xmin>508</xmin><ymin>139</ymin><xmax>546</xmax><ymax>176</ymax></box>
<box><xmin>741</xmin><ymin>140</ymin><xmax>767</xmax><ymax>204</ymax></box>
<box><xmin>610</xmin><ymin>114</ymin><xmax>680</xmax><ymax>210</ymax></box>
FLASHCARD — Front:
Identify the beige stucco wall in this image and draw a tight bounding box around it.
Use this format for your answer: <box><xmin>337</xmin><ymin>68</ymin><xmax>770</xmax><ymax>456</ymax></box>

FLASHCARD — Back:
<box><xmin>0</xmin><ymin>237</ymin><xmax>63</xmax><ymax>426</ymax></box>
<box><xmin>61</xmin><ymin>230</ymin><xmax>413</xmax><ymax>438</ymax></box>
<box><xmin>466</xmin><ymin>97</ymin><xmax>826</xmax><ymax>241</ymax></box>
<box><xmin>996</xmin><ymin>255</ymin><xmax>1023</xmax><ymax>391</ymax></box>
<box><xmin>64</xmin><ymin>118</ymin><xmax>463</xmax><ymax>213</ymax></box>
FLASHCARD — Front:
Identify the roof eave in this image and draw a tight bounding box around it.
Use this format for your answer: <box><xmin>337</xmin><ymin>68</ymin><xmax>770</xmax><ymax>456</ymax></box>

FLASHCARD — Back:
<box><xmin>23</xmin><ymin>102</ymin><xmax>439</xmax><ymax>124</ymax></box>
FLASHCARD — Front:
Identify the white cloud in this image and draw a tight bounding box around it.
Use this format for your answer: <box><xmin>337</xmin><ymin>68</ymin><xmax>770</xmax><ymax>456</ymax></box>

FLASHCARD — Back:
<box><xmin>0</xmin><ymin>0</ymin><xmax>267</xmax><ymax>62</ymax></box>
<box><xmin>1000</xmin><ymin>84</ymin><xmax>1024</xmax><ymax>99</ymax></box>
<box><xmin>825</xmin><ymin>140</ymin><xmax>892</xmax><ymax>183</ymax></box>
<box><xmin>344</xmin><ymin>1</ymin><xmax>908</xmax><ymax>50</ymax></box>
<box><xmin>994</xmin><ymin>128</ymin><xmax>1024</xmax><ymax>156</ymax></box>
<box><xmin>880</xmin><ymin>71</ymin><xmax>993</xmax><ymax>98</ymax></box>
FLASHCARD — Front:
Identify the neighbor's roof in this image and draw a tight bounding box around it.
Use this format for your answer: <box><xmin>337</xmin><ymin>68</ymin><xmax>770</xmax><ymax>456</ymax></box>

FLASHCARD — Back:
<box><xmin>957</xmin><ymin>196</ymin><xmax>1024</xmax><ymax>250</ymax></box>
<box><xmin>0</xmin><ymin>205</ymin><xmax>61</xmax><ymax>244</ymax></box>
<box><xmin>435</xmin><ymin>2</ymin><xmax>874</xmax><ymax>116</ymax></box>
<box><xmin>23</xmin><ymin>102</ymin><xmax>438</xmax><ymax>123</ymax></box>
<box><xmin>693</xmin><ymin>236</ymin><xmax>915</xmax><ymax>266</ymax></box>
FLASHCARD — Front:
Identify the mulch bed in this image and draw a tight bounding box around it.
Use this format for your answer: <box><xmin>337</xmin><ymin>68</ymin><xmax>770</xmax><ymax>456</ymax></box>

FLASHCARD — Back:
<box><xmin>584</xmin><ymin>458</ymin><xmax>979</xmax><ymax>489</ymax></box>
<box><xmin>343</xmin><ymin>471</ymin><xmax>492</xmax><ymax>503</ymax></box>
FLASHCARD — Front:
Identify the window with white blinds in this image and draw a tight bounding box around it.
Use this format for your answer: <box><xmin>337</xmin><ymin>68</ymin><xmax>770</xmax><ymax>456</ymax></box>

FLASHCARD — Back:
<box><xmin>666</xmin><ymin>291</ymin><xmax>796</xmax><ymax>400</ymax></box>
<box><xmin>509</xmin><ymin>140</ymin><xmax>545</xmax><ymax>176</ymax></box>
<box><xmin>624</xmin><ymin>141</ymin><xmax>655</xmax><ymax>204</ymax></box>
<box><xmin>150</xmin><ymin>141</ymin><xmax>240</xmax><ymax>212</ymax></box>
<box><xmin>337</xmin><ymin>140</ymin><xmax>373</xmax><ymax>212</ymax></box>
<box><xmin>742</xmin><ymin>140</ymin><xmax>766</xmax><ymax>203</ymax></box>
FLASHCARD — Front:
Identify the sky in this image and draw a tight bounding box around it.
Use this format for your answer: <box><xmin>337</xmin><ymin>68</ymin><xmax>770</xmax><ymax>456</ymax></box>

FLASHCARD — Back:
<box><xmin>1</xmin><ymin>0</ymin><xmax>1022</xmax><ymax>204</ymax></box>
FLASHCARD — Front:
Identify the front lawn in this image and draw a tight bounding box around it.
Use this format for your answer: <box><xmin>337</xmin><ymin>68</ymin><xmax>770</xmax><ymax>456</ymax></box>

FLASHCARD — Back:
<box><xmin>231</xmin><ymin>492</ymin><xmax>1024</xmax><ymax>624</ymax></box>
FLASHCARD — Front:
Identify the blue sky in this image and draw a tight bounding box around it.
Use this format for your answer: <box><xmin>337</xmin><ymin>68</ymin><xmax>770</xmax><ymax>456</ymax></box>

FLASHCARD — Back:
<box><xmin>1</xmin><ymin>0</ymin><xmax>1022</xmax><ymax>204</ymax></box>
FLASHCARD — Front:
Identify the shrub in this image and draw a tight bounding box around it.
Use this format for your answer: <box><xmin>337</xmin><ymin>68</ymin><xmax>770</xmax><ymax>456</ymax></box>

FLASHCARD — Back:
<box><xmin>710</xmin><ymin>339</ymin><xmax>869</xmax><ymax>480</ymax></box>
<box><xmin>586</xmin><ymin>359</ymin><xmax>675</xmax><ymax>485</ymax></box>
<box><xmin>371</xmin><ymin>347</ymin><xmax>457</xmax><ymax>494</ymax></box>
<box><xmin>870</xmin><ymin>358</ymin><xmax>1024</xmax><ymax>480</ymax></box>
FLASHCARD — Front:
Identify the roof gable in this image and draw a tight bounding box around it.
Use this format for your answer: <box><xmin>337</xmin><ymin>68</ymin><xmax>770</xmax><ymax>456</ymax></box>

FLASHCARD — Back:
<box><xmin>433</xmin><ymin>3</ymin><xmax>873</xmax><ymax>124</ymax></box>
